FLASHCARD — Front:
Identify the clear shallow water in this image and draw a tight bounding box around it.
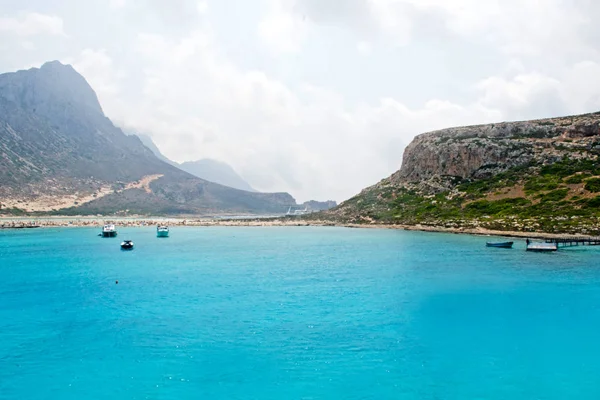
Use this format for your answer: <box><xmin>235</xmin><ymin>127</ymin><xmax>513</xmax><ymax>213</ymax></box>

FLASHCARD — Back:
<box><xmin>1</xmin><ymin>227</ymin><xmax>600</xmax><ymax>399</ymax></box>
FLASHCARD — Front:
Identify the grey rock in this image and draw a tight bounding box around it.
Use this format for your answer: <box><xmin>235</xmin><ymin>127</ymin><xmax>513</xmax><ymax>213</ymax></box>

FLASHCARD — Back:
<box><xmin>396</xmin><ymin>113</ymin><xmax>600</xmax><ymax>184</ymax></box>
<box><xmin>302</xmin><ymin>200</ymin><xmax>337</xmax><ymax>211</ymax></box>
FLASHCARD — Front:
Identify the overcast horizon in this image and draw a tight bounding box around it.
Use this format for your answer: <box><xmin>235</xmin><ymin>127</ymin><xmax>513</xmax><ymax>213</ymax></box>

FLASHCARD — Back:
<box><xmin>1</xmin><ymin>0</ymin><xmax>600</xmax><ymax>202</ymax></box>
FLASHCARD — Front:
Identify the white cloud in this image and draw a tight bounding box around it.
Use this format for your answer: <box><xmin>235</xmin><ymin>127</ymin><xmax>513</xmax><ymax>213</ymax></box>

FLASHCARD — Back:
<box><xmin>282</xmin><ymin>0</ymin><xmax>415</xmax><ymax>46</ymax></box>
<box><xmin>197</xmin><ymin>1</ymin><xmax>209</xmax><ymax>15</ymax></box>
<box><xmin>63</xmin><ymin>49</ymin><xmax>126</xmax><ymax>117</ymax></box>
<box><xmin>258</xmin><ymin>0</ymin><xmax>310</xmax><ymax>53</ymax></box>
<box><xmin>400</xmin><ymin>0</ymin><xmax>503</xmax><ymax>35</ymax></box>
<box><xmin>109</xmin><ymin>0</ymin><xmax>127</xmax><ymax>9</ymax></box>
<box><xmin>357</xmin><ymin>41</ymin><xmax>371</xmax><ymax>55</ymax></box>
<box><xmin>474</xmin><ymin>62</ymin><xmax>600</xmax><ymax>120</ymax></box>
<box><xmin>20</xmin><ymin>41</ymin><xmax>36</xmax><ymax>51</ymax></box>
<box><xmin>366</xmin><ymin>0</ymin><xmax>413</xmax><ymax>45</ymax></box>
<box><xmin>95</xmin><ymin>27</ymin><xmax>508</xmax><ymax>202</ymax></box>
<box><xmin>73</xmin><ymin>49</ymin><xmax>121</xmax><ymax>95</ymax></box>
<box><xmin>0</xmin><ymin>12</ymin><xmax>64</xmax><ymax>37</ymax></box>
<box><xmin>476</xmin><ymin>73</ymin><xmax>564</xmax><ymax>119</ymax></box>
<box><xmin>289</xmin><ymin>0</ymin><xmax>597</xmax><ymax>60</ymax></box>
<box><xmin>561</xmin><ymin>61</ymin><xmax>600</xmax><ymax>113</ymax></box>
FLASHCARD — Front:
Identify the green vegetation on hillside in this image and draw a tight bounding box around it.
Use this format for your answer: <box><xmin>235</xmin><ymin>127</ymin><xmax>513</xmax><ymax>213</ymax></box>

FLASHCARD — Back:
<box><xmin>334</xmin><ymin>157</ymin><xmax>600</xmax><ymax>234</ymax></box>
<box><xmin>584</xmin><ymin>178</ymin><xmax>600</xmax><ymax>192</ymax></box>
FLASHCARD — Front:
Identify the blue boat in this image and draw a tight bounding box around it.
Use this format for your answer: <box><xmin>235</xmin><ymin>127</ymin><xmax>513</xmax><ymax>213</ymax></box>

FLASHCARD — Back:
<box><xmin>486</xmin><ymin>241</ymin><xmax>514</xmax><ymax>248</ymax></box>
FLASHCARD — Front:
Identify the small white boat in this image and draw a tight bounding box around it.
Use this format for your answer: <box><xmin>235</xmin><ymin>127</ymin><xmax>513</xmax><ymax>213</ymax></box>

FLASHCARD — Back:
<box><xmin>157</xmin><ymin>225</ymin><xmax>169</xmax><ymax>238</ymax></box>
<box><xmin>101</xmin><ymin>224</ymin><xmax>117</xmax><ymax>237</ymax></box>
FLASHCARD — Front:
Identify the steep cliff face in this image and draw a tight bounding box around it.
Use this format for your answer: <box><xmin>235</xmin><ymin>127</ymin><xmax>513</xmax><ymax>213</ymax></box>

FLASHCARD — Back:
<box><xmin>327</xmin><ymin>112</ymin><xmax>600</xmax><ymax>234</ymax></box>
<box><xmin>395</xmin><ymin>113</ymin><xmax>600</xmax><ymax>185</ymax></box>
<box><xmin>0</xmin><ymin>60</ymin><xmax>104</xmax><ymax>118</ymax></box>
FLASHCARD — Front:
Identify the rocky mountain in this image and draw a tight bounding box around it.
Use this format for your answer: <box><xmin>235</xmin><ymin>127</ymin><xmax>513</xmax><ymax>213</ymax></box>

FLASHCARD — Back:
<box><xmin>0</xmin><ymin>61</ymin><xmax>295</xmax><ymax>215</ymax></box>
<box><xmin>132</xmin><ymin>133</ymin><xmax>341</xmax><ymax>211</ymax></box>
<box><xmin>302</xmin><ymin>200</ymin><xmax>337</xmax><ymax>211</ymax></box>
<box><xmin>133</xmin><ymin>133</ymin><xmax>179</xmax><ymax>167</ymax></box>
<box><xmin>327</xmin><ymin>112</ymin><xmax>600</xmax><ymax>234</ymax></box>
<box><xmin>179</xmin><ymin>160</ymin><xmax>256</xmax><ymax>193</ymax></box>
<box><xmin>133</xmin><ymin>133</ymin><xmax>256</xmax><ymax>192</ymax></box>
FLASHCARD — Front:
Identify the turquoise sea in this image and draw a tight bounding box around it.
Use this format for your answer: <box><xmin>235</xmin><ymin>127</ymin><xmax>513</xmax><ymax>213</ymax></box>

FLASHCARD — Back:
<box><xmin>1</xmin><ymin>227</ymin><xmax>600</xmax><ymax>399</ymax></box>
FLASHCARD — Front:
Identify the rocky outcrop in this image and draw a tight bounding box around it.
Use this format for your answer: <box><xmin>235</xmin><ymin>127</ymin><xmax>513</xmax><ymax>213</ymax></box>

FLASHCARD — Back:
<box><xmin>302</xmin><ymin>200</ymin><xmax>337</xmax><ymax>211</ymax></box>
<box><xmin>396</xmin><ymin>113</ymin><xmax>600</xmax><ymax>185</ymax></box>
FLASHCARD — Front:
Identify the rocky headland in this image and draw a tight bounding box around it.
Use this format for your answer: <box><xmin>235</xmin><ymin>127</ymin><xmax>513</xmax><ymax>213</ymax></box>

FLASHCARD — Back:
<box><xmin>323</xmin><ymin>112</ymin><xmax>600</xmax><ymax>235</ymax></box>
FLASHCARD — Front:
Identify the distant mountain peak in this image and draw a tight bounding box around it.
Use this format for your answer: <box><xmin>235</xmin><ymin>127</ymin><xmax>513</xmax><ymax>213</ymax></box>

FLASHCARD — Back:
<box><xmin>179</xmin><ymin>159</ymin><xmax>256</xmax><ymax>193</ymax></box>
<box><xmin>39</xmin><ymin>61</ymin><xmax>86</xmax><ymax>83</ymax></box>
<box><xmin>40</xmin><ymin>60</ymin><xmax>71</xmax><ymax>70</ymax></box>
<box><xmin>132</xmin><ymin>132</ymin><xmax>257</xmax><ymax>192</ymax></box>
<box><xmin>133</xmin><ymin>133</ymin><xmax>179</xmax><ymax>167</ymax></box>
<box><xmin>0</xmin><ymin>60</ymin><xmax>104</xmax><ymax>116</ymax></box>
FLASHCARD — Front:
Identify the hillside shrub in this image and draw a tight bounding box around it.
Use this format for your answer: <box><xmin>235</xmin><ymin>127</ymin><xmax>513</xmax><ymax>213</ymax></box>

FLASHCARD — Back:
<box><xmin>524</xmin><ymin>176</ymin><xmax>560</xmax><ymax>194</ymax></box>
<box><xmin>540</xmin><ymin>189</ymin><xmax>569</xmax><ymax>203</ymax></box>
<box><xmin>587</xmin><ymin>196</ymin><xmax>600</xmax><ymax>208</ymax></box>
<box><xmin>584</xmin><ymin>178</ymin><xmax>600</xmax><ymax>193</ymax></box>
<box><xmin>465</xmin><ymin>198</ymin><xmax>530</xmax><ymax>216</ymax></box>
<box><xmin>565</xmin><ymin>174</ymin><xmax>591</xmax><ymax>184</ymax></box>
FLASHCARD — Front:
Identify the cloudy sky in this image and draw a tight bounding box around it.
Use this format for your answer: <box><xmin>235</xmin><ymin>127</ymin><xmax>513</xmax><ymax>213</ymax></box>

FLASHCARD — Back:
<box><xmin>1</xmin><ymin>0</ymin><xmax>600</xmax><ymax>202</ymax></box>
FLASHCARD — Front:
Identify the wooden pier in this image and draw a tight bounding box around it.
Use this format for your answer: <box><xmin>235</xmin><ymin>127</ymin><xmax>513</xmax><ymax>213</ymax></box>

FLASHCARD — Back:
<box><xmin>543</xmin><ymin>237</ymin><xmax>600</xmax><ymax>248</ymax></box>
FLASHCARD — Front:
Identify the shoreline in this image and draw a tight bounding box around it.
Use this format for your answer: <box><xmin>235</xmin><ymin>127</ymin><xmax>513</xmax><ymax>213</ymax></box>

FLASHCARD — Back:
<box><xmin>0</xmin><ymin>216</ymin><xmax>597</xmax><ymax>240</ymax></box>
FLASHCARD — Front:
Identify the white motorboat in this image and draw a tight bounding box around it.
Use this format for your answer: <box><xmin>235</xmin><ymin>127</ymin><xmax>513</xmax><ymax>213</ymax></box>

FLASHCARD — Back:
<box><xmin>157</xmin><ymin>225</ymin><xmax>169</xmax><ymax>238</ymax></box>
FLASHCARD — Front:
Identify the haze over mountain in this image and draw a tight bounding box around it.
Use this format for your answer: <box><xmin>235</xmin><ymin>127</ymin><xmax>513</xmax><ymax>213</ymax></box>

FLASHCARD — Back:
<box><xmin>0</xmin><ymin>61</ymin><xmax>295</xmax><ymax>215</ymax></box>
<box><xmin>133</xmin><ymin>132</ymin><xmax>337</xmax><ymax>210</ymax></box>
<box><xmin>2</xmin><ymin>1</ymin><xmax>600</xmax><ymax>202</ymax></box>
<box><xmin>179</xmin><ymin>160</ymin><xmax>256</xmax><ymax>193</ymax></box>
<box><xmin>133</xmin><ymin>133</ymin><xmax>256</xmax><ymax>192</ymax></box>
<box><xmin>132</xmin><ymin>133</ymin><xmax>179</xmax><ymax>167</ymax></box>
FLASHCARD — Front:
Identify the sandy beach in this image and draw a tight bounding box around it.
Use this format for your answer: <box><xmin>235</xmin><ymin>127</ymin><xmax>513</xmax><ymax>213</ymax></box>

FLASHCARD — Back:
<box><xmin>0</xmin><ymin>216</ymin><xmax>597</xmax><ymax>240</ymax></box>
